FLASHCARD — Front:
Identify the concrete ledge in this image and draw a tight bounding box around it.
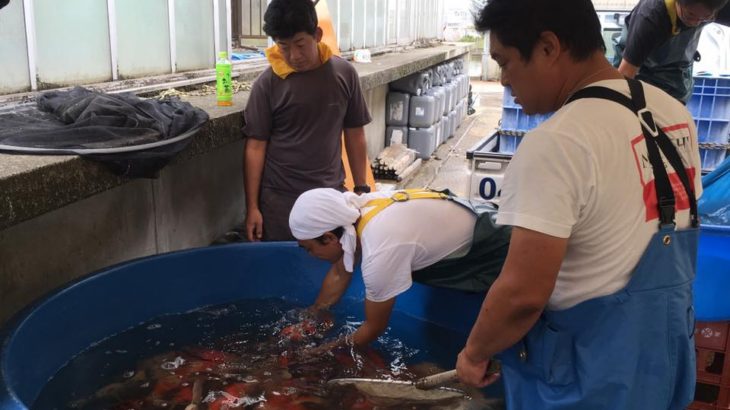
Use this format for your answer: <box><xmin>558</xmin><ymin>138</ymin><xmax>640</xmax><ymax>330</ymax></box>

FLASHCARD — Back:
<box><xmin>0</xmin><ymin>44</ymin><xmax>469</xmax><ymax>231</ymax></box>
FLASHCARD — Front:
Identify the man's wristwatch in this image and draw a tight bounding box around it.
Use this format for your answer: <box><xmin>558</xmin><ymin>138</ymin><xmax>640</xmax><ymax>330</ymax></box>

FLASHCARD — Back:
<box><xmin>353</xmin><ymin>185</ymin><xmax>371</xmax><ymax>194</ymax></box>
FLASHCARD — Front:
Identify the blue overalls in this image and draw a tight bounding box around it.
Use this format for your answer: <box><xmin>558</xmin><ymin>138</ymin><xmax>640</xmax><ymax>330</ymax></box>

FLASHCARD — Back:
<box><xmin>498</xmin><ymin>79</ymin><xmax>700</xmax><ymax>409</ymax></box>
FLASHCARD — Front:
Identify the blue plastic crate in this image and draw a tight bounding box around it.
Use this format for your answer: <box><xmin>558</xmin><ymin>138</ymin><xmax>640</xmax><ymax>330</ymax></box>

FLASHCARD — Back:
<box><xmin>497</xmin><ymin>132</ymin><xmax>524</xmax><ymax>155</ymax></box>
<box><xmin>688</xmin><ymin>76</ymin><xmax>730</xmax><ymax>144</ymax></box>
<box><xmin>500</xmin><ymin>87</ymin><xmax>553</xmax><ymax>134</ymax></box>
<box><xmin>700</xmin><ymin>148</ymin><xmax>728</xmax><ymax>173</ymax></box>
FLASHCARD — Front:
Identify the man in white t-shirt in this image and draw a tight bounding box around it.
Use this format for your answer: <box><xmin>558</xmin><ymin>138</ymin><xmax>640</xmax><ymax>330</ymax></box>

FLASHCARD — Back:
<box><xmin>288</xmin><ymin>188</ymin><xmax>511</xmax><ymax>346</ymax></box>
<box><xmin>457</xmin><ymin>0</ymin><xmax>702</xmax><ymax>409</ymax></box>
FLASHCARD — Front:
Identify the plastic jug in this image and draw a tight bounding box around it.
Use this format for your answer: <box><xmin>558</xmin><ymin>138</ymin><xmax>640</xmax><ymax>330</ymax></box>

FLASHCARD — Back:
<box><xmin>386</xmin><ymin>92</ymin><xmax>410</xmax><ymax>126</ymax></box>
<box><xmin>216</xmin><ymin>52</ymin><xmax>233</xmax><ymax>106</ymax></box>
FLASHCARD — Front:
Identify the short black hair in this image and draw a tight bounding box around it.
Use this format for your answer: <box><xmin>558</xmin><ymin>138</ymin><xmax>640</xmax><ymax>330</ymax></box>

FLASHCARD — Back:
<box><xmin>474</xmin><ymin>0</ymin><xmax>605</xmax><ymax>61</ymax></box>
<box><xmin>263</xmin><ymin>0</ymin><xmax>318</xmax><ymax>40</ymax></box>
<box><xmin>679</xmin><ymin>0</ymin><xmax>729</xmax><ymax>11</ymax></box>
<box><xmin>315</xmin><ymin>227</ymin><xmax>345</xmax><ymax>244</ymax></box>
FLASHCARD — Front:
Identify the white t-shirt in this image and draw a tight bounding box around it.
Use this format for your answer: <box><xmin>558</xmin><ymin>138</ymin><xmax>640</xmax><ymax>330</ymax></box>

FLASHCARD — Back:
<box><xmin>497</xmin><ymin>80</ymin><xmax>703</xmax><ymax>311</ymax></box>
<box><xmin>358</xmin><ymin>193</ymin><xmax>477</xmax><ymax>302</ymax></box>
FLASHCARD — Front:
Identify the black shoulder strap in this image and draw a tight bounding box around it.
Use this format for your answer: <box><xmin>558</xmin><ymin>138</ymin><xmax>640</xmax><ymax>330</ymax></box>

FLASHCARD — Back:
<box><xmin>566</xmin><ymin>79</ymin><xmax>699</xmax><ymax>228</ymax></box>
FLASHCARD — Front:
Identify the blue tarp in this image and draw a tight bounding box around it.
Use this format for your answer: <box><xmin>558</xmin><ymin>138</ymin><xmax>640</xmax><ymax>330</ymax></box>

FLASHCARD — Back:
<box><xmin>699</xmin><ymin>156</ymin><xmax>730</xmax><ymax>225</ymax></box>
<box><xmin>231</xmin><ymin>51</ymin><xmax>265</xmax><ymax>61</ymax></box>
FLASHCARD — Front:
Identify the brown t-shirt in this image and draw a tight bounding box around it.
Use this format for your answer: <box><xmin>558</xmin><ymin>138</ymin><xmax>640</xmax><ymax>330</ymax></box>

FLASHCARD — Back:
<box><xmin>243</xmin><ymin>56</ymin><xmax>372</xmax><ymax>194</ymax></box>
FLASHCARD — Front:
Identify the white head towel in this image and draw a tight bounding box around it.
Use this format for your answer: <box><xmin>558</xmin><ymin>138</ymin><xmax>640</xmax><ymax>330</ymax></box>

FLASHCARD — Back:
<box><xmin>289</xmin><ymin>188</ymin><xmax>373</xmax><ymax>272</ymax></box>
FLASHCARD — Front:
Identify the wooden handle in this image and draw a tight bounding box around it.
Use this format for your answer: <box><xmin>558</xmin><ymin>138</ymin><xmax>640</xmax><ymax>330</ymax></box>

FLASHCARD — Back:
<box><xmin>414</xmin><ymin>369</ymin><xmax>458</xmax><ymax>390</ymax></box>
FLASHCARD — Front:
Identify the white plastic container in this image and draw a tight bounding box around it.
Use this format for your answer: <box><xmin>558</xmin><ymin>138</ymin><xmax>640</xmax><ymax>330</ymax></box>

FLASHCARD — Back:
<box><xmin>385</xmin><ymin>126</ymin><xmax>409</xmax><ymax>146</ymax></box>
<box><xmin>449</xmin><ymin>111</ymin><xmax>457</xmax><ymax>138</ymax></box>
<box><xmin>441</xmin><ymin>85</ymin><xmax>452</xmax><ymax>116</ymax></box>
<box><xmin>386</xmin><ymin>92</ymin><xmax>410</xmax><ymax>126</ymax></box>
<box><xmin>446</xmin><ymin>82</ymin><xmax>457</xmax><ymax>112</ymax></box>
<box><xmin>390</xmin><ymin>72</ymin><xmax>430</xmax><ymax>95</ymax></box>
<box><xmin>441</xmin><ymin>116</ymin><xmax>448</xmax><ymax>141</ymax></box>
<box><xmin>426</xmin><ymin>86</ymin><xmax>445</xmax><ymax>125</ymax></box>
<box><xmin>409</xmin><ymin>94</ymin><xmax>437</xmax><ymax>128</ymax></box>
<box><xmin>408</xmin><ymin>126</ymin><xmax>437</xmax><ymax>159</ymax></box>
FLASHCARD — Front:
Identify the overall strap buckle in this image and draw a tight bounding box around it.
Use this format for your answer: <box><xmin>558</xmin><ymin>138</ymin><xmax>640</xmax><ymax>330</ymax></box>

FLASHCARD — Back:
<box><xmin>638</xmin><ymin>108</ymin><xmax>659</xmax><ymax>137</ymax></box>
<box><xmin>658</xmin><ymin>197</ymin><xmax>676</xmax><ymax>227</ymax></box>
<box><xmin>391</xmin><ymin>191</ymin><xmax>411</xmax><ymax>202</ymax></box>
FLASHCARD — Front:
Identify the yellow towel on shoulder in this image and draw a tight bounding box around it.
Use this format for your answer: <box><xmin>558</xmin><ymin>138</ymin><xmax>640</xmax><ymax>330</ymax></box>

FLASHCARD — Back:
<box><xmin>265</xmin><ymin>42</ymin><xmax>334</xmax><ymax>79</ymax></box>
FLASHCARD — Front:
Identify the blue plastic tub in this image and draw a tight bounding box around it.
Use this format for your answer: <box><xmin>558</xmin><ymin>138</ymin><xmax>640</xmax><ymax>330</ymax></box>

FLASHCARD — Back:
<box><xmin>694</xmin><ymin>224</ymin><xmax>730</xmax><ymax>321</ymax></box>
<box><xmin>0</xmin><ymin>243</ymin><xmax>487</xmax><ymax>409</ymax></box>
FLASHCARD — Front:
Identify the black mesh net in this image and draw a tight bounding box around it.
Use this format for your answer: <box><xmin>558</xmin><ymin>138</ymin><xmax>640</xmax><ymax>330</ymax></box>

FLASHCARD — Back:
<box><xmin>0</xmin><ymin>87</ymin><xmax>209</xmax><ymax>177</ymax></box>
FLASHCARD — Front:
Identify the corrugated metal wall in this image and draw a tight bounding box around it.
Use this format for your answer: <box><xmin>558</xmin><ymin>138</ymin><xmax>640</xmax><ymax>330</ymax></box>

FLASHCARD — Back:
<box><xmin>0</xmin><ymin>0</ymin><xmax>230</xmax><ymax>95</ymax></box>
<box><xmin>0</xmin><ymin>0</ymin><xmax>445</xmax><ymax>95</ymax></box>
<box><xmin>0</xmin><ymin>1</ymin><xmax>31</xmax><ymax>94</ymax></box>
<box><xmin>330</xmin><ymin>0</ymin><xmax>445</xmax><ymax>51</ymax></box>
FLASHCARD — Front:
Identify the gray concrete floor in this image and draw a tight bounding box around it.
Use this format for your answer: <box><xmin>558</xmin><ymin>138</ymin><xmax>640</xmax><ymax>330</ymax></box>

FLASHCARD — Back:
<box><xmin>394</xmin><ymin>80</ymin><xmax>504</xmax><ymax>195</ymax></box>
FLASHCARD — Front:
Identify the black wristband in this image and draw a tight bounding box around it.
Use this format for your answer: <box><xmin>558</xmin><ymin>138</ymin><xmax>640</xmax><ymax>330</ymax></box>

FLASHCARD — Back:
<box><xmin>353</xmin><ymin>185</ymin><xmax>371</xmax><ymax>193</ymax></box>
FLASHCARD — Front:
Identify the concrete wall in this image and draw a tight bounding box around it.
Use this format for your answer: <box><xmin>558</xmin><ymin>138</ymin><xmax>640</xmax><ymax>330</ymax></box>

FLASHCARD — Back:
<box><xmin>363</xmin><ymin>84</ymin><xmax>389</xmax><ymax>160</ymax></box>
<box><xmin>0</xmin><ymin>141</ymin><xmax>245</xmax><ymax>325</ymax></box>
<box><xmin>0</xmin><ymin>45</ymin><xmax>470</xmax><ymax>326</ymax></box>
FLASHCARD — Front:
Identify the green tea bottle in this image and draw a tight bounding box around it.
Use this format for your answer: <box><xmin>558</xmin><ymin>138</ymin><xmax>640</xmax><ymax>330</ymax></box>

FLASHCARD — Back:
<box><xmin>216</xmin><ymin>51</ymin><xmax>233</xmax><ymax>106</ymax></box>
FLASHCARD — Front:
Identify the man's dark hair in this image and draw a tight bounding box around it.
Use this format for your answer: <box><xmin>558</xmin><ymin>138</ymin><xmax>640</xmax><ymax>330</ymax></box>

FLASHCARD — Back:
<box><xmin>263</xmin><ymin>0</ymin><xmax>318</xmax><ymax>39</ymax></box>
<box><xmin>315</xmin><ymin>227</ymin><xmax>345</xmax><ymax>244</ymax></box>
<box><xmin>474</xmin><ymin>0</ymin><xmax>605</xmax><ymax>61</ymax></box>
<box><xmin>679</xmin><ymin>0</ymin><xmax>729</xmax><ymax>11</ymax></box>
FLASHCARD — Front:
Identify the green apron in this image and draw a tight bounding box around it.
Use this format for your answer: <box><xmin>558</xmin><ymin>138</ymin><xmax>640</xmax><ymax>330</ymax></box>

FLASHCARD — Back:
<box><xmin>613</xmin><ymin>0</ymin><xmax>704</xmax><ymax>103</ymax></box>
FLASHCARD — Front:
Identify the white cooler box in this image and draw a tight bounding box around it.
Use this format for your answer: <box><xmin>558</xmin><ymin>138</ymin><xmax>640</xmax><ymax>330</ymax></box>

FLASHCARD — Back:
<box><xmin>467</xmin><ymin>132</ymin><xmax>513</xmax><ymax>203</ymax></box>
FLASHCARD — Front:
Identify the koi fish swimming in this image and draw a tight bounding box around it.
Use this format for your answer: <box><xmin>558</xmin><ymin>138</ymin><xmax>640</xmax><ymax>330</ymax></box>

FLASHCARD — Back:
<box><xmin>33</xmin><ymin>299</ymin><xmax>500</xmax><ymax>410</ymax></box>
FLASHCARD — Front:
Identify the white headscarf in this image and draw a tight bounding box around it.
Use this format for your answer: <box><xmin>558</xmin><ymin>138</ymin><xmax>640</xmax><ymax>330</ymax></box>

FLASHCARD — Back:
<box><xmin>289</xmin><ymin>188</ymin><xmax>373</xmax><ymax>272</ymax></box>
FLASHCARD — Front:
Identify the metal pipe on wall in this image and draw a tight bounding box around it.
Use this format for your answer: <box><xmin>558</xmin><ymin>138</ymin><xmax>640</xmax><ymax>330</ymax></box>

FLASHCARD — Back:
<box><xmin>107</xmin><ymin>0</ymin><xmax>118</xmax><ymax>80</ymax></box>
<box><xmin>168</xmin><ymin>0</ymin><xmax>177</xmax><ymax>73</ymax></box>
<box><xmin>22</xmin><ymin>0</ymin><xmax>37</xmax><ymax>90</ymax></box>
<box><xmin>213</xmin><ymin>0</ymin><xmax>221</xmax><ymax>62</ymax></box>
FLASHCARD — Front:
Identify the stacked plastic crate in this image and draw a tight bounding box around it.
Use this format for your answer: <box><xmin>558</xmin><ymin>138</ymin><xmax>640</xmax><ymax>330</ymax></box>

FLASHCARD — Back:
<box><xmin>498</xmin><ymin>87</ymin><xmax>553</xmax><ymax>154</ymax></box>
<box><xmin>690</xmin><ymin>322</ymin><xmax>730</xmax><ymax>410</ymax></box>
<box><xmin>384</xmin><ymin>57</ymin><xmax>470</xmax><ymax>160</ymax></box>
<box><xmin>687</xmin><ymin>75</ymin><xmax>730</xmax><ymax>173</ymax></box>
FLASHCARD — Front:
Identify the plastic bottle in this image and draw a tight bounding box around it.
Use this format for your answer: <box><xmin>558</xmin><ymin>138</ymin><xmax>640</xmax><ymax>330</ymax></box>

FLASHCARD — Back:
<box><xmin>216</xmin><ymin>51</ymin><xmax>233</xmax><ymax>106</ymax></box>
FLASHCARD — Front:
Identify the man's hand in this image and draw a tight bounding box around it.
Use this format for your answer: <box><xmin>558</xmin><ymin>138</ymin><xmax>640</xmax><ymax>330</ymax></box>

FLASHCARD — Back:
<box><xmin>456</xmin><ymin>349</ymin><xmax>501</xmax><ymax>388</ymax></box>
<box><xmin>245</xmin><ymin>208</ymin><xmax>264</xmax><ymax>241</ymax></box>
<box><xmin>617</xmin><ymin>58</ymin><xmax>639</xmax><ymax>79</ymax></box>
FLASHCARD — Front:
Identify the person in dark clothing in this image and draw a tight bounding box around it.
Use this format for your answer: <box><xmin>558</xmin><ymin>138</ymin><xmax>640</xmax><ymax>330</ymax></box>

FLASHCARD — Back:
<box><xmin>614</xmin><ymin>0</ymin><xmax>730</xmax><ymax>103</ymax></box>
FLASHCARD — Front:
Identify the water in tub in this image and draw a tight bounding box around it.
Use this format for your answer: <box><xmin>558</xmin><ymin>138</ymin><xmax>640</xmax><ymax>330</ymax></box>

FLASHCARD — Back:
<box><xmin>33</xmin><ymin>298</ymin><xmax>496</xmax><ymax>410</ymax></box>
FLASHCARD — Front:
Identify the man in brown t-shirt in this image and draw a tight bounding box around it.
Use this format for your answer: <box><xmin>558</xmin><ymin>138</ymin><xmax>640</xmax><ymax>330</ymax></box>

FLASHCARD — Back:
<box><xmin>242</xmin><ymin>0</ymin><xmax>372</xmax><ymax>242</ymax></box>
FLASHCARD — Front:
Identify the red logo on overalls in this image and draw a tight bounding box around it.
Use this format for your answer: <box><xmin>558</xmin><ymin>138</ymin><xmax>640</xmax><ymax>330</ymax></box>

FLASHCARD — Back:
<box><xmin>630</xmin><ymin>123</ymin><xmax>697</xmax><ymax>222</ymax></box>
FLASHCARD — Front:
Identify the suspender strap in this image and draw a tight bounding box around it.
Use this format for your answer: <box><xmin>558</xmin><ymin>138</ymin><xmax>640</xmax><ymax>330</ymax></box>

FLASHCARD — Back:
<box><xmin>356</xmin><ymin>189</ymin><xmax>449</xmax><ymax>236</ymax></box>
<box><xmin>626</xmin><ymin>79</ymin><xmax>699</xmax><ymax>227</ymax></box>
<box><xmin>566</xmin><ymin>79</ymin><xmax>698</xmax><ymax>228</ymax></box>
